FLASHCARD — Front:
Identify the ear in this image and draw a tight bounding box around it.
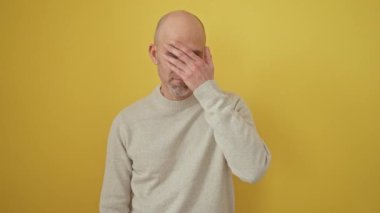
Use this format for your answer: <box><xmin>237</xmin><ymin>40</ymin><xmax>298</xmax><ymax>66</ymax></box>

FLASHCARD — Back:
<box><xmin>148</xmin><ymin>43</ymin><xmax>158</xmax><ymax>65</ymax></box>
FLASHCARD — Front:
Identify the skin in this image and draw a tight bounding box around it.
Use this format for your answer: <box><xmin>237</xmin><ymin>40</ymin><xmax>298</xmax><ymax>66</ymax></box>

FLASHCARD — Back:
<box><xmin>148</xmin><ymin>10</ymin><xmax>214</xmax><ymax>100</ymax></box>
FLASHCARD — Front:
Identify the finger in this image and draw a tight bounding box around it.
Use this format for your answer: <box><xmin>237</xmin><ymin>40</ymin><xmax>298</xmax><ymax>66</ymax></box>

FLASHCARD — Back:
<box><xmin>204</xmin><ymin>46</ymin><xmax>212</xmax><ymax>65</ymax></box>
<box><xmin>163</xmin><ymin>53</ymin><xmax>186</xmax><ymax>71</ymax></box>
<box><xmin>169</xmin><ymin>41</ymin><xmax>201</xmax><ymax>61</ymax></box>
<box><xmin>166</xmin><ymin>60</ymin><xmax>185</xmax><ymax>78</ymax></box>
<box><xmin>164</xmin><ymin>43</ymin><xmax>193</xmax><ymax>65</ymax></box>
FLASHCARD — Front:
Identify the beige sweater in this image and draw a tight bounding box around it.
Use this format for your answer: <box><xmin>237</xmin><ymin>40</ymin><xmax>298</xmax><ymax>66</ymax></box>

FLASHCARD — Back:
<box><xmin>99</xmin><ymin>80</ymin><xmax>271</xmax><ymax>213</ymax></box>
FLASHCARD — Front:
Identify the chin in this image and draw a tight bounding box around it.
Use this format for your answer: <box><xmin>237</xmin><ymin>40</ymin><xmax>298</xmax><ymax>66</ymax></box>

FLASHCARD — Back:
<box><xmin>169</xmin><ymin>84</ymin><xmax>192</xmax><ymax>98</ymax></box>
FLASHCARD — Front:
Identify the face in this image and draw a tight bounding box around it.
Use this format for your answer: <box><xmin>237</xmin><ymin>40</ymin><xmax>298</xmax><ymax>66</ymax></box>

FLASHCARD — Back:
<box><xmin>149</xmin><ymin>14</ymin><xmax>206</xmax><ymax>100</ymax></box>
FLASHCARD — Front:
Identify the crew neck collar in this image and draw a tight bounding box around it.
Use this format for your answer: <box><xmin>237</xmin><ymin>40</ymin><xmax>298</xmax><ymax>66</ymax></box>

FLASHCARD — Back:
<box><xmin>152</xmin><ymin>85</ymin><xmax>198</xmax><ymax>110</ymax></box>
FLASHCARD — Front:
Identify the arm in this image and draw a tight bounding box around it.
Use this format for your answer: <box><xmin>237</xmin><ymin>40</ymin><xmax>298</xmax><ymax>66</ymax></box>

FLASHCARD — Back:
<box><xmin>162</xmin><ymin>41</ymin><xmax>271</xmax><ymax>183</ymax></box>
<box><xmin>100</xmin><ymin>116</ymin><xmax>132</xmax><ymax>212</ymax></box>
<box><xmin>193</xmin><ymin>80</ymin><xmax>271</xmax><ymax>183</ymax></box>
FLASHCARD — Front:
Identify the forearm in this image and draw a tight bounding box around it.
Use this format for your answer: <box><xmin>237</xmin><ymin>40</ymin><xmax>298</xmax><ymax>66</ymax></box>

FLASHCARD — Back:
<box><xmin>100</xmin><ymin>160</ymin><xmax>132</xmax><ymax>213</ymax></box>
<box><xmin>193</xmin><ymin>80</ymin><xmax>271</xmax><ymax>183</ymax></box>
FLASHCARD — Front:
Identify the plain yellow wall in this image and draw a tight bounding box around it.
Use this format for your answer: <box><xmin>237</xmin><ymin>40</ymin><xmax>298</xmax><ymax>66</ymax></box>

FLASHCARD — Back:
<box><xmin>1</xmin><ymin>0</ymin><xmax>379</xmax><ymax>212</ymax></box>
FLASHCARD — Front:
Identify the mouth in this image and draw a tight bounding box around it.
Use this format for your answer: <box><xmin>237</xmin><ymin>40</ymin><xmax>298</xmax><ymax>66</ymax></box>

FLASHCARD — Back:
<box><xmin>170</xmin><ymin>78</ymin><xmax>187</xmax><ymax>87</ymax></box>
<box><xmin>171</xmin><ymin>76</ymin><xmax>183</xmax><ymax>81</ymax></box>
<box><xmin>172</xmin><ymin>79</ymin><xmax>184</xmax><ymax>83</ymax></box>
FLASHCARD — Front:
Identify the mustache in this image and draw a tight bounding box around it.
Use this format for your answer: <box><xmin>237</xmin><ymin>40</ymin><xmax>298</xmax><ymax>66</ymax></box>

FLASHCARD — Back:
<box><xmin>169</xmin><ymin>72</ymin><xmax>182</xmax><ymax>80</ymax></box>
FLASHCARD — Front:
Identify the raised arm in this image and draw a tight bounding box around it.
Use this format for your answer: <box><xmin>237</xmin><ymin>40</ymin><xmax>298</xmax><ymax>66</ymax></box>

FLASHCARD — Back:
<box><xmin>163</xmin><ymin>41</ymin><xmax>271</xmax><ymax>183</ymax></box>
<box><xmin>193</xmin><ymin>80</ymin><xmax>271</xmax><ymax>183</ymax></box>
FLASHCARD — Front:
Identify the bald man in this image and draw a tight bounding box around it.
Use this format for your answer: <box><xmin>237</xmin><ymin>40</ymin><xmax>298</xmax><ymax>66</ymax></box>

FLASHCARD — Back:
<box><xmin>99</xmin><ymin>10</ymin><xmax>271</xmax><ymax>213</ymax></box>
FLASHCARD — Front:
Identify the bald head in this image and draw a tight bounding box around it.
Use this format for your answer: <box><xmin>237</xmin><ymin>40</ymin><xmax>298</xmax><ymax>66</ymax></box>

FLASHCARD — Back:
<box><xmin>148</xmin><ymin>10</ymin><xmax>208</xmax><ymax>100</ymax></box>
<box><xmin>153</xmin><ymin>10</ymin><xmax>206</xmax><ymax>46</ymax></box>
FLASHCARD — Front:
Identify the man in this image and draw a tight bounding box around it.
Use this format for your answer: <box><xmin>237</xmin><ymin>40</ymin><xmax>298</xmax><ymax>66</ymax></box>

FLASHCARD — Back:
<box><xmin>100</xmin><ymin>10</ymin><xmax>271</xmax><ymax>213</ymax></box>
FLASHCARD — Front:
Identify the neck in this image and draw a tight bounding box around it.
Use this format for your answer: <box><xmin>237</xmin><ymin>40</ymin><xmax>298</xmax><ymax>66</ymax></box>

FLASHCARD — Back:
<box><xmin>152</xmin><ymin>85</ymin><xmax>197</xmax><ymax>111</ymax></box>
<box><xmin>160</xmin><ymin>85</ymin><xmax>192</xmax><ymax>101</ymax></box>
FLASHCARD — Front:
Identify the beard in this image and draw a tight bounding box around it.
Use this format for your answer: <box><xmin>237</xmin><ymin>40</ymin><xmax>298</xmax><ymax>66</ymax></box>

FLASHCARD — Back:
<box><xmin>168</xmin><ymin>80</ymin><xmax>191</xmax><ymax>98</ymax></box>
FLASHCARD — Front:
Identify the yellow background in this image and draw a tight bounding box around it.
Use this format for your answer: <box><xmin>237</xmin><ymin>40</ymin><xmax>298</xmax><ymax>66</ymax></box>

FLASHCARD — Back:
<box><xmin>1</xmin><ymin>0</ymin><xmax>379</xmax><ymax>212</ymax></box>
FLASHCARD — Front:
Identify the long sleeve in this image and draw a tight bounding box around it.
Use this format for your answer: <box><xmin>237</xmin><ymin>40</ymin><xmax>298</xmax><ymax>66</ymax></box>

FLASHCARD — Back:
<box><xmin>100</xmin><ymin>116</ymin><xmax>132</xmax><ymax>213</ymax></box>
<box><xmin>193</xmin><ymin>80</ymin><xmax>272</xmax><ymax>183</ymax></box>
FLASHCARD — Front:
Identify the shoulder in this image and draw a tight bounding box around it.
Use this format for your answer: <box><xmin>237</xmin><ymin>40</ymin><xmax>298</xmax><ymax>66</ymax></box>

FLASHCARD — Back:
<box><xmin>111</xmin><ymin>92</ymin><xmax>155</xmax><ymax>127</ymax></box>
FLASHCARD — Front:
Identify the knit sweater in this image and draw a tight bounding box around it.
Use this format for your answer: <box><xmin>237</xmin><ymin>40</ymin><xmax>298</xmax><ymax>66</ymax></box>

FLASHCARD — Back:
<box><xmin>99</xmin><ymin>80</ymin><xmax>271</xmax><ymax>213</ymax></box>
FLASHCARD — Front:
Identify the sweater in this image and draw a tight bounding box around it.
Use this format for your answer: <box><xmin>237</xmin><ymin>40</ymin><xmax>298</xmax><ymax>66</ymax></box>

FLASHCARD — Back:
<box><xmin>99</xmin><ymin>80</ymin><xmax>271</xmax><ymax>213</ymax></box>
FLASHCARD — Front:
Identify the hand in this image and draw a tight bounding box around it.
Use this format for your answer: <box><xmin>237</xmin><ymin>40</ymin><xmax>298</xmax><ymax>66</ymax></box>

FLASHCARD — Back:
<box><xmin>163</xmin><ymin>41</ymin><xmax>214</xmax><ymax>91</ymax></box>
